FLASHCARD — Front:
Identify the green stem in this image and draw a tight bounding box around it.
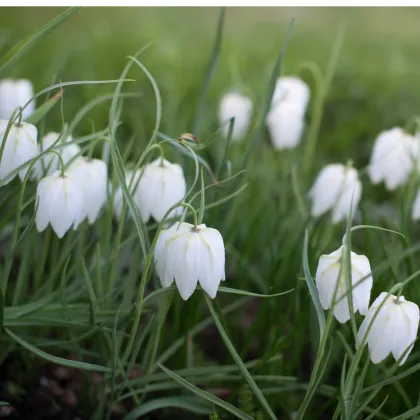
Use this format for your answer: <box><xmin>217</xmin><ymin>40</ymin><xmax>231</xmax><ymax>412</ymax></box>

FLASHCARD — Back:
<box><xmin>120</xmin><ymin>202</ymin><xmax>198</xmax><ymax>367</ymax></box>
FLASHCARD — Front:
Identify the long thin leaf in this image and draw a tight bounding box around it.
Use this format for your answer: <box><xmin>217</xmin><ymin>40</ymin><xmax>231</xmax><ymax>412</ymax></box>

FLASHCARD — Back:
<box><xmin>6</xmin><ymin>328</ymin><xmax>111</xmax><ymax>372</ymax></box>
<box><xmin>205</xmin><ymin>294</ymin><xmax>277</xmax><ymax>419</ymax></box>
<box><xmin>24</xmin><ymin>89</ymin><xmax>63</xmax><ymax>124</ymax></box>
<box><xmin>192</xmin><ymin>7</ymin><xmax>225</xmax><ymax>135</ymax></box>
<box><xmin>158</xmin><ymin>364</ymin><xmax>253</xmax><ymax>420</ymax></box>
<box><xmin>123</xmin><ymin>396</ymin><xmax>210</xmax><ymax>420</ymax></box>
<box><xmin>0</xmin><ymin>7</ymin><xmax>80</xmax><ymax>74</ymax></box>
<box><xmin>303</xmin><ymin>229</ymin><xmax>326</xmax><ymax>337</ymax></box>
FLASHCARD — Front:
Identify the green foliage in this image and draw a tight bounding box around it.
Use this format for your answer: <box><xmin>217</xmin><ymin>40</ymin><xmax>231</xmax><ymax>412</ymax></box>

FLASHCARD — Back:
<box><xmin>1</xmin><ymin>6</ymin><xmax>420</xmax><ymax>420</ymax></box>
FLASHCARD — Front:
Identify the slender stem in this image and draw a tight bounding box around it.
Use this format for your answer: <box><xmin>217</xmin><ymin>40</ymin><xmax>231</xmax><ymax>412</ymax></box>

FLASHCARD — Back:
<box><xmin>120</xmin><ymin>202</ymin><xmax>198</xmax><ymax>367</ymax></box>
<box><xmin>182</xmin><ymin>202</ymin><xmax>198</xmax><ymax>230</ymax></box>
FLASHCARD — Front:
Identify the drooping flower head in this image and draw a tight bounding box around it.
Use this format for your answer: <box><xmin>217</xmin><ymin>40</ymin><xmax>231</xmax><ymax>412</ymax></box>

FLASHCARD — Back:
<box><xmin>35</xmin><ymin>171</ymin><xmax>84</xmax><ymax>238</ymax></box>
<box><xmin>0</xmin><ymin>120</ymin><xmax>38</xmax><ymax>185</ymax></box>
<box><xmin>135</xmin><ymin>158</ymin><xmax>186</xmax><ymax>223</ymax></box>
<box><xmin>316</xmin><ymin>245</ymin><xmax>373</xmax><ymax>323</ymax></box>
<box><xmin>66</xmin><ymin>157</ymin><xmax>108</xmax><ymax>224</ymax></box>
<box><xmin>267</xmin><ymin>103</ymin><xmax>305</xmax><ymax>150</ymax></box>
<box><xmin>0</xmin><ymin>79</ymin><xmax>35</xmax><ymax>120</ymax></box>
<box><xmin>218</xmin><ymin>92</ymin><xmax>253</xmax><ymax>142</ymax></box>
<box><xmin>309</xmin><ymin>163</ymin><xmax>362</xmax><ymax>224</ymax></box>
<box><xmin>154</xmin><ymin>222</ymin><xmax>226</xmax><ymax>300</ymax></box>
<box><xmin>368</xmin><ymin>127</ymin><xmax>415</xmax><ymax>191</ymax></box>
<box><xmin>357</xmin><ymin>292</ymin><xmax>419</xmax><ymax>365</ymax></box>
<box><xmin>267</xmin><ymin>76</ymin><xmax>309</xmax><ymax>150</ymax></box>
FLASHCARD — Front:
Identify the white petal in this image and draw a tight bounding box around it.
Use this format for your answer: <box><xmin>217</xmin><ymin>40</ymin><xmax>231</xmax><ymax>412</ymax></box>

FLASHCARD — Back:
<box><xmin>350</xmin><ymin>254</ymin><xmax>373</xmax><ymax>316</ymax></box>
<box><xmin>367</xmin><ymin>303</ymin><xmax>394</xmax><ymax>364</ymax></box>
<box><xmin>35</xmin><ymin>176</ymin><xmax>54</xmax><ymax>232</ymax></box>
<box><xmin>267</xmin><ymin>103</ymin><xmax>304</xmax><ymax>150</ymax></box>
<box><xmin>197</xmin><ymin>227</ymin><xmax>225</xmax><ymax>298</ymax></box>
<box><xmin>309</xmin><ymin>164</ymin><xmax>345</xmax><ymax>218</ymax></box>
<box><xmin>368</xmin><ymin>127</ymin><xmax>414</xmax><ymax>190</ymax></box>
<box><xmin>0</xmin><ymin>121</ymin><xmax>38</xmax><ymax>184</ymax></box>
<box><xmin>0</xmin><ymin>79</ymin><xmax>35</xmax><ymax>120</ymax></box>
<box><xmin>174</xmin><ymin>232</ymin><xmax>200</xmax><ymax>300</ymax></box>
<box><xmin>394</xmin><ymin>300</ymin><xmax>419</xmax><ymax>365</ymax></box>
<box><xmin>218</xmin><ymin>92</ymin><xmax>253</xmax><ymax>142</ymax></box>
<box><xmin>137</xmin><ymin>159</ymin><xmax>186</xmax><ymax>223</ymax></box>
<box><xmin>271</xmin><ymin>76</ymin><xmax>310</xmax><ymax>111</ymax></box>
<box><xmin>315</xmin><ymin>249</ymin><xmax>343</xmax><ymax>311</ymax></box>
<box><xmin>332</xmin><ymin>169</ymin><xmax>362</xmax><ymax>224</ymax></box>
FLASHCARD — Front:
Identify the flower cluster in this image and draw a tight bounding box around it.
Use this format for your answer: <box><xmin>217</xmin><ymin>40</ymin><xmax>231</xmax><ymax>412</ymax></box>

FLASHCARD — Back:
<box><xmin>218</xmin><ymin>76</ymin><xmax>309</xmax><ymax>149</ymax></box>
<box><xmin>316</xmin><ymin>244</ymin><xmax>419</xmax><ymax>365</ymax></box>
<box><xmin>3</xmin><ymin>75</ymin><xmax>419</xmax><ymax>360</ymax></box>
<box><xmin>1</xmin><ymin>79</ymin><xmax>227</xmax><ymax>301</ymax></box>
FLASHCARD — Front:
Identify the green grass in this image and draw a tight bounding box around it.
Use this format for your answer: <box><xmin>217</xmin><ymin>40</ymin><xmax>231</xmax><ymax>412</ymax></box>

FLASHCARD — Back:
<box><xmin>1</xmin><ymin>6</ymin><xmax>420</xmax><ymax>419</ymax></box>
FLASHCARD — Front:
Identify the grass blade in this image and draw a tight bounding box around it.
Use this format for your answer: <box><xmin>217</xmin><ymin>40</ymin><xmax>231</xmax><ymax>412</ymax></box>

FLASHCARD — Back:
<box><xmin>192</xmin><ymin>7</ymin><xmax>225</xmax><ymax>135</ymax></box>
<box><xmin>0</xmin><ymin>7</ymin><xmax>80</xmax><ymax>74</ymax></box>
<box><xmin>205</xmin><ymin>294</ymin><xmax>277</xmax><ymax>419</ymax></box>
<box><xmin>302</xmin><ymin>229</ymin><xmax>325</xmax><ymax>337</ymax></box>
<box><xmin>6</xmin><ymin>328</ymin><xmax>111</xmax><ymax>373</ymax></box>
<box><xmin>158</xmin><ymin>363</ymin><xmax>253</xmax><ymax>420</ymax></box>
<box><xmin>123</xmin><ymin>396</ymin><xmax>210</xmax><ymax>419</ymax></box>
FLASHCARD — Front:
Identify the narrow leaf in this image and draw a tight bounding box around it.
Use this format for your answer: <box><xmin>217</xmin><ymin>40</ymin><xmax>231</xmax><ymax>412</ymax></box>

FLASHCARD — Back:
<box><xmin>158</xmin><ymin>363</ymin><xmax>253</xmax><ymax>420</ymax></box>
<box><xmin>6</xmin><ymin>328</ymin><xmax>111</xmax><ymax>372</ymax></box>
<box><xmin>0</xmin><ymin>7</ymin><xmax>80</xmax><ymax>74</ymax></box>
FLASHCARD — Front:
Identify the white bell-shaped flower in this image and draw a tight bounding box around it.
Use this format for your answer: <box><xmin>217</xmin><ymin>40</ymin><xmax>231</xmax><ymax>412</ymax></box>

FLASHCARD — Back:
<box><xmin>0</xmin><ymin>79</ymin><xmax>35</xmax><ymax>120</ymax></box>
<box><xmin>154</xmin><ymin>222</ymin><xmax>226</xmax><ymax>300</ymax></box>
<box><xmin>368</xmin><ymin>127</ymin><xmax>415</xmax><ymax>191</ymax></box>
<box><xmin>271</xmin><ymin>76</ymin><xmax>310</xmax><ymax>111</ymax></box>
<box><xmin>0</xmin><ymin>120</ymin><xmax>38</xmax><ymax>185</ymax></box>
<box><xmin>33</xmin><ymin>132</ymin><xmax>81</xmax><ymax>179</ymax></box>
<box><xmin>135</xmin><ymin>158</ymin><xmax>186</xmax><ymax>223</ymax></box>
<box><xmin>218</xmin><ymin>92</ymin><xmax>253</xmax><ymax>142</ymax></box>
<box><xmin>357</xmin><ymin>292</ymin><xmax>419</xmax><ymax>365</ymax></box>
<box><xmin>309</xmin><ymin>164</ymin><xmax>362</xmax><ymax>223</ymax></box>
<box><xmin>35</xmin><ymin>171</ymin><xmax>84</xmax><ymax>238</ymax></box>
<box><xmin>316</xmin><ymin>245</ymin><xmax>372</xmax><ymax>323</ymax></box>
<box><xmin>267</xmin><ymin>103</ymin><xmax>305</xmax><ymax>149</ymax></box>
<box><xmin>66</xmin><ymin>157</ymin><xmax>108</xmax><ymax>224</ymax></box>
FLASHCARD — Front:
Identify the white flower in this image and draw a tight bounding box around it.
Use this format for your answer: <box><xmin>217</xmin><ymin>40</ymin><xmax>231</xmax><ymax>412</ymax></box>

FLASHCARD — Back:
<box><xmin>154</xmin><ymin>222</ymin><xmax>225</xmax><ymax>300</ymax></box>
<box><xmin>271</xmin><ymin>76</ymin><xmax>310</xmax><ymax>111</ymax></box>
<box><xmin>316</xmin><ymin>245</ymin><xmax>372</xmax><ymax>323</ymax></box>
<box><xmin>66</xmin><ymin>157</ymin><xmax>107</xmax><ymax>224</ymax></box>
<box><xmin>135</xmin><ymin>158</ymin><xmax>186</xmax><ymax>222</ymax></box>
<box><xmin>357</xmin><ymin>292</ymin><xmax>419</xmax><ymax>365</ymax></box>
<box><xmin>35</xmin><ymin>171</ymin><xmax>84</xmax><ymax>238</ymax></box>
<box><xmin>267</xmin><ymin>103</ymin><xmax>305</xmax><ymax>149</ymax></box>
<box><xmin>0</xmin><ymin>79</ymin><xmax>35</xmax><ymax>120</ymax></box>
<box><xmin>368</xmin><ymin>127</ymin><xmax>415</xmax><ymax>191</ymax></box>
<box><xmin>33</xmin><ymin>132</ymin><xmax>81</xmax><ymax>179</ymax></box>
<box><xmin>218</xmin><ymin>92</ymin><xmax>253</xmax><ymax>142</ymax></box>
<box><xmin>0</xmin><ymin>120</ymin><xmax>38</xmax><ymax>185</ymax></box>
<box><xmin>309</xmin><ymin>164</ymin><xmax>362</xmax><ymax>223</ymax></box>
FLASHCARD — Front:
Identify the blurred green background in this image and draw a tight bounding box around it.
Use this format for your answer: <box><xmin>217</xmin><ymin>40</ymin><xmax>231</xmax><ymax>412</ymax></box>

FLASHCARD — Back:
<box><xmin>1</xmin><ymin>6</ymin><xmax>420</xmax><ymax>166</ymax></box>
<box><xmin>2</xmin><ymin>8</ymin><xmax>420</xmax><ymax>418</ymax></box>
